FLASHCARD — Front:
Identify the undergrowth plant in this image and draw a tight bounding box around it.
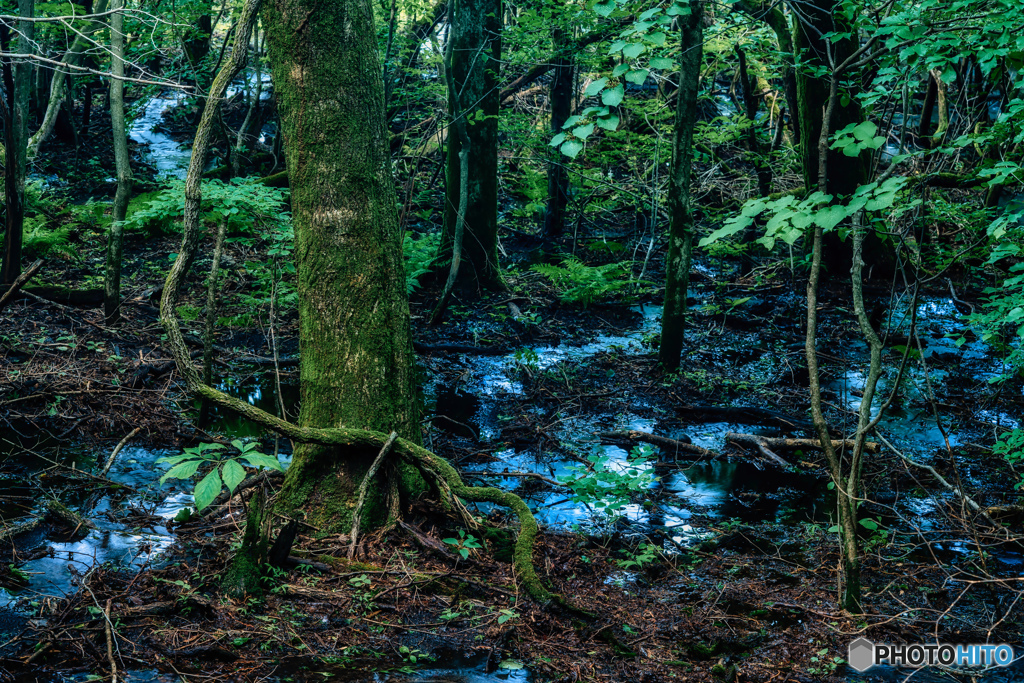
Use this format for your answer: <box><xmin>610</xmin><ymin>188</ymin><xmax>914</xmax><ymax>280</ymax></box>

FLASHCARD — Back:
<box><xmin>158</xmin><ymin>440</ymin><xmax>285</xmax><ymax>513</ymax></box>
<box><xmin>403</xmin><ymin>230</ymin><xmax>440</xmax><ymax>293</ymax></box>
<box><xmin>531</xmin><ymin>257</ymin><xmax>639</xmax><ymax>307</ymax></box>
<box><xmin>559</xmin><ymin>443</ymin><xmax>656</xmax><ymax>521</ymax></box>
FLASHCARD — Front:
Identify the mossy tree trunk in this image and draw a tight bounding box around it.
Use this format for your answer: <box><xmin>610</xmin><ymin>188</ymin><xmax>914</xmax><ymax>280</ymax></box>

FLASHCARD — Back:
<box><xmin>264</xmin><ymin>0</ymin><xmax>423</xmax><ymax>533</ymax></box>
<box><xmin>659</xmin><ymin>0</ymin><xmax>703</xmax><ymax>372</ymax></box>
<box><xmin>440</xmin><ymin>0</ymin><xmax>503</xmax><ymax>294</ymax></box>
<box><xmin>543</xmin><ymin>27</ymin><xmax>573</xmax><ymax>239</ymax></box>
<box><xmin>1</xmin><ymin>0</ymin><xmax>34</xmax><ymax>285</ymax></box>
<box><xmin>105</xmin><ymin>0</ymin><xmax>131</xmax><ymax>324</ymax></box>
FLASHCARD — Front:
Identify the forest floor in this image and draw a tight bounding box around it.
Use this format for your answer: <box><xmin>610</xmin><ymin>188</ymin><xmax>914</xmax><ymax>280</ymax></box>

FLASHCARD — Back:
<box><xmin>1</xmin><ymin>88</ymin><xmax>1023</xmax><ymax>681</ymax></box>
<box><xmin>2</xmin><ymin>221</ymin><xmax>1023</xmax><ymax>683</ymax></box>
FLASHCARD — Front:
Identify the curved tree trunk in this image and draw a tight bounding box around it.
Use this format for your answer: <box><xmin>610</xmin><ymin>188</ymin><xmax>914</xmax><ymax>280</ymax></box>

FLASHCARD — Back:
<box><xmin>659</xmin><ymin>0</ymin><xmax>703</xmax><ymax>371</ymax></box>
<box><xmin>440</xmin><ymin>0</ymin><xmax>503</xmax><ymax>294</ymax></box>
<box><xmin>105</xmin><ymin>0</ymin><xmax>131</xmax><ymax>324</ymax></box>
<box><xmin>265</xmin><ymin>0</ymin><xmax>423</xmax><ymax>532</ymax></box>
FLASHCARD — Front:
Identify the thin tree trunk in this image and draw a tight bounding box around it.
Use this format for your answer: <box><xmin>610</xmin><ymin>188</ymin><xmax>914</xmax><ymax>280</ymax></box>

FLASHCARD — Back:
<box><xmin>105</xmin><ymin>0</ymin><xmax>131</xmax><ymax>324</ymax></box>
<box><xmin>543</xmin><ymin>27</ymin><xmax>573</xmax><ymax>239</ymax></box>
<box><xmin>440</xmin><ymin>0</ymin><xmax>503</xmax><ymax>294</ymax></box>
<box><xmin>27</xmin><ymin>0</ymin><xmax>110</xmax><ymax>159</ymax></box>
<box><xmin>659</xmin><ymin>0</ymin><xmax>703</xmax><ymax>371</ymax></box>
<box><xmin>1</xmin><ymin>0</ymin><xmax>34</xmax><ymax>285</ymax></box>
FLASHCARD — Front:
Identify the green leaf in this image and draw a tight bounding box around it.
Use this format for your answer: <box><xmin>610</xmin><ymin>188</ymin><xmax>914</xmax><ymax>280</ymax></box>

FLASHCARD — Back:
<box><xmin>596</xmin><ymin>113</ymin><xmax>619</xmax><ymax>131</ymax></box>
<box><xmin>550</xmin><ymin>132</ymin><xmax>566</xmax><ymax>147</ymax></box>
<box><xmin>608</xmin><ymin>40</ymin><xmax>626</xmax><ymax>54</ymax></box>
<box><xmin>666</xmin><ymin>0</ymin><xmax>691</xmax><ymax>15</ymax></box>
<box><xmin>594</xmin><ymin>0</ymin><xmax>616</xmax><ymax>17</ymax></box>
<box><xmin>814</xmin><ymin>204</ymin><xmax>848</xmax><ymax>230</ymax></box>
<box><xmin>612</xmin><ymin>63</ymin><xmax>629</xmax><ymax>77</ymax></box>
<box><xmin>646</xmin><ymin>32</ymin><xmax>667</xmax><ymax>46</ymax></box>
<box><xmin>584</xmin><ymin>77</ymin><xmax>608</xmax><ymax>96</ymax></box>
<box><xmin>859</xmin><ymin>518</ymin><xmax>879</xmax><ymax>531</ymax></box>
<box><xmin>221</xmin><ymin>460</ymin><xmax>246</xmax><ymax>494</ymax></box>
<box><xmin>698</xmin><ymin>215</ymin><xmax>753</xmax><ymax>247</ymax></box>
<box><xmin>601</xmin><ymin>84</ymin><xmax>624</xmax><ymax>106</ymax></box>
<box><xmin>851</xmin><ymin>121</ymin><xmax>877</xmax><ymax>142</ymax></box>
<box><xmin>572</xmin><ymin>122</ymin><xmax>595</xmax><ymax>139</ymax></box>
<box><xmin>865</xmin><ymin>192</ymin><xmax>897</xmax><ymax>211</ymax></box>
<box><xmin>650</xmin><ymin>57</ymin><xmax>674</xmax><ymax>70</ymax></box>
<box><xmin>160</xmin><ymin>460</ymin><xmax>201</xmax><ymax>484</ymax></box>
<box><xmin>622</xmin><ymin>42</ymin><xmax>645</xmax><ymax>59</ymax></box>
<box><xmin>193</xmin><ymin>468</ymin><xmax>223</xmax><ymax>512</ymax></box>
<box><xmin>241</xmin><ymin>453</ymin><xmax>284</xmax><ymax>471</ymax></box>
<box><xmin>560</xmin><ymin>139</ymin><xmax>584</xmax><ymax>158</ymax></box>
<box><xmin>624</xmin><ymin>69</ymin><xmax>648</xmax><ymax>85</ymax></box>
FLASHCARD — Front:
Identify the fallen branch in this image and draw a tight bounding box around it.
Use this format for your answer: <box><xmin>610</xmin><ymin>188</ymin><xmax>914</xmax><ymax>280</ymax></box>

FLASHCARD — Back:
<box><xmin>0</xmin><ymin>259</ymin><xmax>43</xmax><ymax>313</ymax></box>
<box><xmin>100</xmin><ymin>427</ymin><xmax>141</xmax><ymax>478</ymax></box>
<box><xmin>725</xmin><ymin>433</ymin><xmax>789</xmax><ymax>467</ymax></box>
<box><xmin>725</xmin><ymin>433</ymin><xmax>879</xmax><ymax>455</ymax></box>
<box><xmin>597</xmin><ymin>430</ymin><xmax>719</xmax><ymax>459</ymax></box>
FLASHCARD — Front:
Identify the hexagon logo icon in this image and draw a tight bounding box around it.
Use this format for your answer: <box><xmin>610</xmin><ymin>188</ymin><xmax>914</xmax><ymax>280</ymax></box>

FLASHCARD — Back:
<box><xmin>849</xmin><ymin>638</ymin><xmax>875</xmax><ymax>672</ymax></box>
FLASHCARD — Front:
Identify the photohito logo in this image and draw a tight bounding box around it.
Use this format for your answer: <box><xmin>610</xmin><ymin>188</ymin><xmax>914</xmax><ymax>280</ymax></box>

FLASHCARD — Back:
<box><xmin>848</xmin><ymin>638</ymin><xmax>1015</xmax><ymax>672</ymax></box>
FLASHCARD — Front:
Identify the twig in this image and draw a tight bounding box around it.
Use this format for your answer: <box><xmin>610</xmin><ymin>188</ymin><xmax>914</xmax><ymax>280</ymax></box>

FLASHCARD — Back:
<box><xmin>99</xmin><ymin>427</ymin><xmax>141</xmax><ymax>478</ymax></box>
<box><xmin>104</xmin><ymin>599</ymin><xmax>118</xmax><ymax>683</ymax></box>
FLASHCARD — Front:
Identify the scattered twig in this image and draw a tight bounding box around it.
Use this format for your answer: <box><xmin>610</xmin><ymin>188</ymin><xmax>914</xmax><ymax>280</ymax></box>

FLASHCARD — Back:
<box><xmin>99</xmin><ymin>427</ymin><xmax>141</xmax><ymax>478</ymax></box>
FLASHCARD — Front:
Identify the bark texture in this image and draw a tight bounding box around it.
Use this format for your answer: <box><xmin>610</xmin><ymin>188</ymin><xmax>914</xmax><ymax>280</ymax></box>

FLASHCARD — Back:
<box><xmin>264</xmin><ymin>0</ymin><xmax>423</xmax><ymax>531</ymax></box>
<box><xmin>1</xmin><ymin>0</ymin><xmax>34</xmax><ymax>285</ymax></box>
<box><xmin>543</xmin><ymin>28</ymin><xmax>573</xmax><ymax>239</ymax></box>
<box><xmin>659</xmin><ymin>0</ymin><xmax>703</xmax><ymax>371</ymax></box>
<box><xmin>105</xmin><ymin>0</ymin><xmax>131</xmax><ymax>323</ymax></box>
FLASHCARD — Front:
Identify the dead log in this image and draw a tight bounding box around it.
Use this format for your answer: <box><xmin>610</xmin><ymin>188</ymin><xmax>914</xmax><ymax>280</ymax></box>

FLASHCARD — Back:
<box><xmin>725</xmin><ymin>432</ymin><xmax>879</xmax><ymax>454</ymax></box>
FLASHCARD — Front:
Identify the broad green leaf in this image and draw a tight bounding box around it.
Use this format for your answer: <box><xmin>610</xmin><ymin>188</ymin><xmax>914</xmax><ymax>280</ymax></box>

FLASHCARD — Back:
<box><xmin>791</xmin><ymin>211</ymin><xmax>815</xmax><ymax>229</ymax></box>
<box><xmin>194</xmin><ymin>468</ymin><xmax>223</xmax><ymax>511</ymax></box>
<box><xmin>550</xmin><ymin>132</ymin><xmax>566</xmax><ymax>147</ymax></box>
<box><xmin>563</xmin><ymin>114</ymin><xmax>584</xmax><ymax>128</ymax></box>
<box><xmin>851</xmin><ymin>121</ymin><xmax>877</xmax><ymax>142</ymax></box>
<box><xmin>608</xmin><ymin>40</ymin><xmax>626</xmax><ymax>54</ymax></box>
<box><xmin>612</xmin><ymin>63</ymin><xmax>629</xmax><ymax>77</ymax></box>
<box><xmin>241</xmin><ymin>453</ymin><xmax>284</xmax><ymax>471</ymax></box>
<box><xmin>594</xmin><ymin>0</ymin><xmax>616</xmax><ymax>17</ymax></box>
<box><xmin>584</xmin><ymin>77</ymin><xmax>608</xmax><ymax>96</ymax></box>
<box><xmin>740</xmin><ymin>199</ymin><xmax>767</xmax><ymax>217</ymax></box>
<box><xmin>647</xmin><ymin>32</ymin><xmax>667</xmax><ymax>46</ymax></box>
<box><xmin>602</xmin><ymin>84</ymin><xmax>625</xmax><ymax>106</ymax></box>
<box><xmin>650</xmin><ymin>57</ymin><xmax>674</xmax><ymax>70</ymax></box>
<box><xmin>622</xmin><ymin>43</ymin><xmax>645</xmax><ymax>59</ymax></box>
<box><xmin>865</xmin><ymin>192</ymin><xmax>897</xmax><ymax>211</ymax></box>
<box><xmin>624</xmin><ymin>69</ymin><xmax>648</xmax><ymax>85</ymax></box>
<box><xmin>561</xmin><ymin>139</ymin><xmax>584</xmax><ymax>158</ymax></box>
<box><xmin>698</xmin><ymin>215</ymin><xmax>753</xmax><ymax>246</ymax></box>
<box><xmin>814</xmin><ymin>204</ymin><xmax>848</xmax><ymax>230</ymax></box>
<box><xmin>160</xmin><ymin>460</ymin><xmax>201</xmax><ymax>484</ymax></box>
<box><xmin>572</xmin><ymin>122</ymin><xmax>595</xmax><ymax>139</ymax></box>
<box><xmin>596</xmin><ymin>113</ymin><xmax>620</xmax><ymax>131</ymax></box>
<box><xmin>156</xmin><ymin>453</ymin><xmax>200</xmax><ymax>466</ymax></box>
<box><xmin>221</xmin><ymin>460</ymin><xmax>246</xmax><ymax>494</ymax></box>
<box><xmin>666</xmin><ymin>0</ymin><xmax>690</xmax><ymax>15</ymax></box>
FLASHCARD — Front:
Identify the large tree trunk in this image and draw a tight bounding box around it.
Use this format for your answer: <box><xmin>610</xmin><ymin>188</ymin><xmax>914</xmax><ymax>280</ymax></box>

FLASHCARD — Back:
<box><xmin>543</xmin><ymin>27</ymin><xmax>573</xmax><ymax>239</ymax></box>
<box><xmin>105</xmin><ymin>0</ymin><xmax>131</xmax><ymax>324</ymax></box>
<box><xmin>1</xmin><ymin>0</ymin><xmax>34</xmax><ymax>285</ymax></box>
<box><xmin>659</xmin><ymin>0</ymin><xmax>703</xmax><ymax>371</ymax></box>
<box><xmin>440</xmin><ymin>0</ymin><xmax>503</xmax><ymax>294</ymax></box>
<box><xmin>265</xmin><ymin>0</ymin><xmax>423</xmax><ymax>532</ymax></box>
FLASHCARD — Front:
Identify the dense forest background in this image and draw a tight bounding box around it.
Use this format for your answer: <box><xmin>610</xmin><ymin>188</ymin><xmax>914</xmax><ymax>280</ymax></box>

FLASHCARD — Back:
<box><xmin>1</xmin><ymin>0</ymin><xmax>1024</xmax><ymax>680</ymax></box>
